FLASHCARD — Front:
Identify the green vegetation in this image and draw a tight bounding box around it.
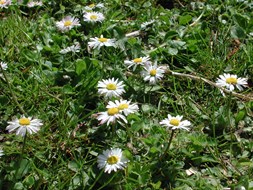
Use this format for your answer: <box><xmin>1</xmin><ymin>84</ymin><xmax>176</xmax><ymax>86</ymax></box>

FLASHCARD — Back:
<box><xmin>0</xmin><ymin>0</ymin><xmax>253</xmax><ymax>189</ymax></box>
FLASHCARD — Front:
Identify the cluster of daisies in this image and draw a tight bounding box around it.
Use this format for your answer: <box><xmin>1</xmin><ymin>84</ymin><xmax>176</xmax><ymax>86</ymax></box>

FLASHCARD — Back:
<box><xmin>0</xmin><ymin>0</ymin><xmax>43</xmax><ymax>8</ymax></box>
<box><xmin>1</xmin><ymin>0</ymin><xmax>250</xmax><ymax>176</ymax></box>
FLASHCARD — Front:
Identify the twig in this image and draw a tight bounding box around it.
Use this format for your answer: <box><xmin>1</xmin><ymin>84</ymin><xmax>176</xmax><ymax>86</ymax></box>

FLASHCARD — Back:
<box><xmin>189</xmin><ymin>11</ymin><xmax>204</xmax><ymax>27</ymax></box>
<box><xmin>167</xmin><ymin>69</ymin><xmax>253</xmax><ymax>101</ymax></box>
<box><xmin>125</xmin><ymin>30</ymin><xmax>140</xmax><ymax>37</ymax></box>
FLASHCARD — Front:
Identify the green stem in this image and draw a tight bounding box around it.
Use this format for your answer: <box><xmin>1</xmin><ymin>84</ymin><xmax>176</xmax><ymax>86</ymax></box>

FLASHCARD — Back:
<box><xmin>160</xmin><ymin>130</ymin><xmax>175</xmax><ymax>160</ymax></box>
<box><xmin>88</xmin><ymin>169</ymin><xmax>104</xmax><ymax>190</ymax></box>
<box><xmin>21</xmin><ymin>133</ymin><xmax>28</xmax><ymax>156</ymax></box>
<box><xmin>0</xmin><ymin>64</ymin><xmax>26</xmax><ymax>114</ymax></box>
<box><xmin>97</xmin><ymin>173</ymin><xmax>117</xmax><ymax>190</ymax></box>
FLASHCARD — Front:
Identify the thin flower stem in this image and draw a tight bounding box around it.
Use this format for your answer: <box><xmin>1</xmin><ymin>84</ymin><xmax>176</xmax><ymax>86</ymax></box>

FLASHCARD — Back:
<box><xmin>97</xmin><ymin>173</ymin><xmax>117</xmax><ymax>190</ymax></box>
<box><xmin>160</xmin><ymin>130</ymin><xmax>175</xmax><ymax>160</ymax></box>
<box><xmin>88</xmin><ymin>169</ymin><xmax>104</xmax><ymax>190</ymax></box>
<box><xmin>0</xmin><ymin>64</ymin><xmax>26</xmax><ymax>114</ymax></box>
<box><xmin>21</xmin><ymin>133</ymin><xmax>28</xmax><ymax>156</ymax></box>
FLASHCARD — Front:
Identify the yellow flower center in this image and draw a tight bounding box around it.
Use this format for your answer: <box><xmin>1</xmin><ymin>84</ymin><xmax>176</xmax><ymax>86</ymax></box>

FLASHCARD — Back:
<box><xmin>0</xmin><ymin>0</ymin><xmax>6</xmax><ymax>4</ymax></box>
<box><xmin>88</xmin><ymin>3</ymin><xmax>95</xmax><ymax>8</ymax></box>
<box><xmin>107</xmin><ymin>108</ymin><xmax>119</xmax><ymax>115</ymax></box>
<box><xmin>64</xmin><ymin>20</ymin><xmax>72</xmax><ymax>27</ymax></box>
<box><xmin>107</xmin><ymin>155</ymin><xmax>119</xmax><ymax>165</ymax></box>
<box><xmin>19</xmin><ymin>118</ymin><xmax>31</xmax><ymax>126</ymax></box>
<box><xmin>150</xmin><ymin>69</ymin><xmax>157</xmax><ymax>76</ymax></box>
<box><xmin>98</xmin><ymin>37</ymin><xmax>108</xmax><ymax>42</ymax></box>
<box><xmin>90</xmin><ymin>15</ymin><xmax>98</xmax><ymax>20</ymax></box>
<box><xmin>133</xmin><ymin>58</ymin><xmax>142</xmax><ymax>63</ymax></box>
<box><xmin>226</xmin><ymin>77</ymin><xmax>237</xmax><ymax>84</ymax></box>
<box><xmin>169</xmin><ymin>118</ymin><xmax>180</xmax><ymax>126</ymax></box>
<box><xmin>118</xmin><ymin>103</ymin><xmax>129</xmax><ymax>110</ymax></box>
<box><xmin>106</xmin><ymin>83</ymin><xmax>116</xmax><ymax>90</ymax></box>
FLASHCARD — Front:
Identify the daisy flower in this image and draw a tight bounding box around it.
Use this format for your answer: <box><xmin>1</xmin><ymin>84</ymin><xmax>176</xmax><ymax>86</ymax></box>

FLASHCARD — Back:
<box><xmin>216</xmin><ymin>73</ymin><xmax>248</xmax><ymax>93</ymax></box>
<box><xmin>59</xmin><ymin>42</ymin><xmax>80</xmax><ymax>54</ymax></box>
<box><xmin>88</xmin><ymin>35</ymin><xmax>116</xmax><ymax>50</ymax></box>
<box><xmin>0</xmin><ymin>62</ymin><xmax>8</xmax><ymax>78</ymax></box>
<box><xmin>160</xmin><ymin>114</ymin><xmax>191</xmax><ymax>131</ymax></box>
<box><xmin>141</xmin><ymin>62</ymin><xmax>165</xmax><ymax>85</ymax></box>
<box><xmin>98</xmin><ymin>78</ymin><xmax>125</xmax><ymax>98</ymax></box>
<box><xmin>0</xmin><ymin>0</ymin><xmax>11</xmax><ymax>8</ymax></box>
<box><xmin>6</xmin><ymin>115</ymin><xmax>43</xmax><ymax>137</ymax></box>
<box><xmin>27</xmin><ymin>1</ymin><xmax>42</xmax><ymax>7</ymax></box>
<box><xmin>83</xmin><ymin>11</ymin><xmax>105</xmax><ymax>23</ymax></box>
<box><xmin>97</xmin><ymin>107</ymin><xmax>127</xmax><ymax>126</ymax></box>
<box><xmin>56</xmin><ymin>16</ymin><xmax>80</xmax><ymax>32</ymax></box>
<box><xmin>84</xmin><ymin>3</ymin><xmax>104</xmax><ymax>11</ymax></box>
<box><xmin>124</xmin><ymin>56</ymin><xmax>150</xmax><ymax>71</ymax></box>
<box><xmin>0</xmin><ymin>149</ymin><xmax>4</xmax><ymax>157</ymax></box>
<box><xmin>107</xmin><ymin>99</ymin><xmax>139</xmax><ymax>116</ymax></box>
<box><xmin>0</xmin><ymin>61</ymin><xmax>8</xmax><ymax>70</ymax></box>
<box><xmin>97</xmin><ymin>148</ymin><xmax>128</xmax><ymax>174</ymax></box>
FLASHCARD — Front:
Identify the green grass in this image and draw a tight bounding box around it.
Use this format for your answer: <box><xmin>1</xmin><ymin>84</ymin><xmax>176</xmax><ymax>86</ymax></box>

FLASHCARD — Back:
<box><xmin>1</xmin><ymin>0</ymin><xmax>253</xmax><ymax>189</ymax></box>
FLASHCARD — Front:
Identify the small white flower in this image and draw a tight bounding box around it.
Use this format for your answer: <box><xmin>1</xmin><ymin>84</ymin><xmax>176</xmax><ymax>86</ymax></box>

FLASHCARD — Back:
<box><xmin>88</xmin><ymin>35</ymin><xmax>116</xmax><ymax>50</ymax></box>
<box><xmin>0</xmin><ymin>0</ymin><xmax>11</xmax><ymax>8</ymax></box>
<box><xmin>83</xmin><ymin>11</ymin><xmax>105</xmax><ymax>23</ymax></box>
<box><xmin>84</xmin><ymin>3</ymin><xmax>104</xmax><ymax>11</ymax></box>
<box><xmin>97</xmin><ymin>107</ymin><xmax>127</xmax><ymax>126</ymax></box>
<box><xmin>141</xmin><ymin>62</ymin><xmax>165</xmax><ymax>85</ymax></box>
<box><xmin>98</xmin><ymin>78</ymin><xmax>125</xmax><ymax>98</ymax></box>
<box><xmin>97</xmin><ymin>148</ymin><xmax>128</xmax><ymax>174</ymax></box>
<box><xmin>59</xmin><ymin>42</ymin><xmax>80</xmax><ymax>54</ymax></box>
<box><xmin>27</xmin><ymin>1</ymin><xmax>42</xmax><ymax>7</ymax></box>
<box><xmin>160</xmin><ymin>114</ymin><xmax>191</xmax><ymax>131</ymax></box>
<box><xmin>124</xmin><ymin>56</ymin><xmax>150</xmax><ymax>71</ymax></box>
<box><xmin>216</xmin><ymin>73</ymin><xmax>248</xmax><ymax>93</ymax></box>
<box><xmin>0</xmin><ymin>149</ymin><xmax>4</xmax><ymax>157</ymax></box>
<box><xmin>56</xmin><ymin>16</ymin><xmax>80</xmax><ymax>32</ymax></box>
<box><xmin>6</xmin><ymin>115</ymin><xmax>43</xmax><ymax>137</ymax></box>
<box><xmin>0</xmin><ymin>62</ymin><xmax>8</xmax><ymax>70</ymax></box>
<box><xmin>0</xmin><ymin>62</ymin><xmax>8</xmax><ymax>78</ymax></box>
<box><xmin>107</xmin><ymin>99</ymin><xmax>139</xmax><ymax>116</ymax></box>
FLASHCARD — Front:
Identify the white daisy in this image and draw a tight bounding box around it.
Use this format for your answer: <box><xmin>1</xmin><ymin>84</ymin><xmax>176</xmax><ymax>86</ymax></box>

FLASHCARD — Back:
<box><xmin>160</xmin><ymin>114</ymin><xmax>191</xmax><ymax>131</ymax></box>
<box><xmin>59</xmin><ymin>42</ymin><xmax>80</xmax><ymax>54</ymax></box>
<box><xmin>88</xmin><ymin>35</ymin><xmax>116</xmax><ymax>50</ymax></box>
<box><xmin>6</xmin><ymin>115</ymin><xmax>43</xmax><ymax>137</ymax></box>
<box><xmin>0</xmin><ymin>62</ymin><xmax>8</xmax><ymax>78</ymax></box>
<box><xmin>97</xmin><ymin>107</ymin><xmax>127</xmax><ymax>126</ymax></box>
<box><xmin>141</xmin><ymin>62</ymin><xmax>165</xmax><ymax>85</ymax></box>
<box><xmin>83</xmin><ymin>11</ymin><xmax>105</xmax><ymax>23</ymax></box>
<box><xmin>124</xmin><ymin>56</ymin><xmax>150</xmax><ymax>71</ymax></box>
<box><xmin>27</xmin><ymin>1</ymin><xmax>42</xmax><ymax>7</ymax></box>
<box><xmin>0</xmin><ymin>61</ymin><xmax>8</xmax><ymax>70</ymax></box>
<box><xmin>97</xmin><ymin>148</ymin><xmax>128</xmax><ymax>174</ymax></box>
<box><xmin>56</xmin><ymin>16</ymin><xmax>80</xmax><ymax>32</ymax></box>
<box><xmin>84</xmin><ymin>3</ymin><xmax>104</xmax><ymax>11</ymax></box>
<box><xmin>0</xmin><ymin>0</ymin><xmax>11</xmax><ymax>8</ymax></box>
<box><xmin>107</xmin><ymin>99</ymin><xmax>139</xmax><ymax>116</ymax></box>
<box><xmin>0</xmin><ymin>149</ymin><xmax>4</xmax><ymax>157</ymax></box>
<box><xmin>216</xmin><ymin>73</ymin><xmax>248</xmax><ymax>92</ymax></box>
<box><xmin>97</xmin><ymin>78</ymin><xmax>125</xmax><ymax>98</ymax></box>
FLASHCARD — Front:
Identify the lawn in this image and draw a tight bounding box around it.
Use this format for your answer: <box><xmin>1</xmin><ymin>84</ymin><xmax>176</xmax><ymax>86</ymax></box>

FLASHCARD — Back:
<box><xmin>0</xmin><ymin>0</ymin><xmax>253</xmax><ymax>189</ymax></box>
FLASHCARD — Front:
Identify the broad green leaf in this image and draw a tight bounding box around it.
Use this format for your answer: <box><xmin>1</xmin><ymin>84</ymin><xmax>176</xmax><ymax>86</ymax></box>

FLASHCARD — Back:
<box><xmin>75</xmin><ymin>59</ymin><xmax>87</xmax><ymax>75</ymax></box>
